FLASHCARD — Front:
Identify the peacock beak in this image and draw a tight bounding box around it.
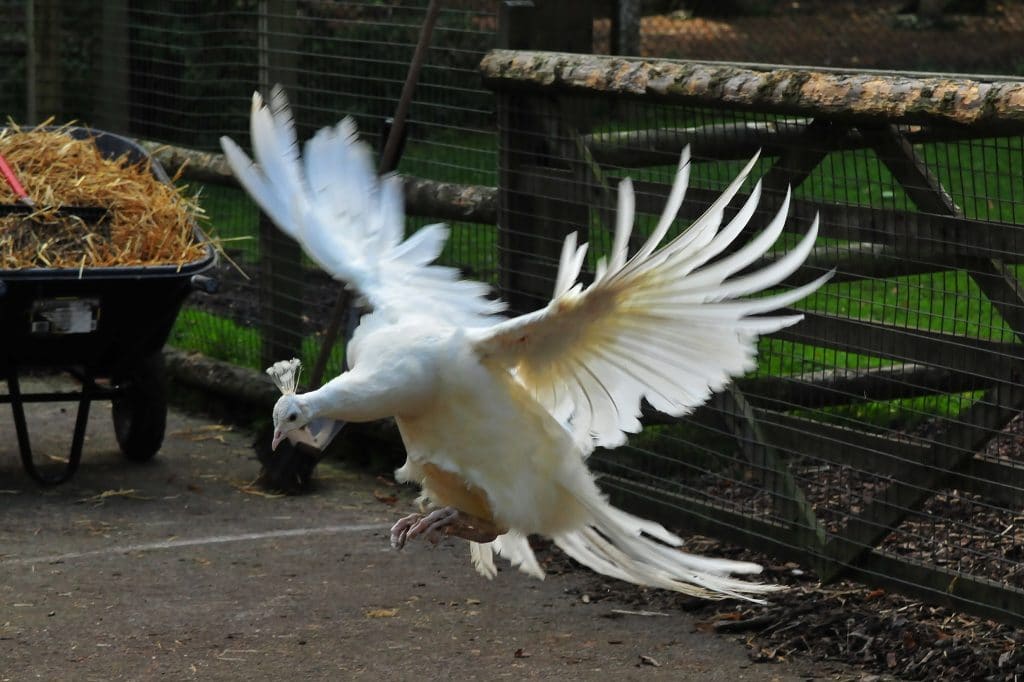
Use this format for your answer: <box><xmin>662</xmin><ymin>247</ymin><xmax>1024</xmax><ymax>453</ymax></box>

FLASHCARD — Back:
<box><xmin>271</xmin><ymin>429</ymin><xmax>286</xmax><ymax>450</ymax></box>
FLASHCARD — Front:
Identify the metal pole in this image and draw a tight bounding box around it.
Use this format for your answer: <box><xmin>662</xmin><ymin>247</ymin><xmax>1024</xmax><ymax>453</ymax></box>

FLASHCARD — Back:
<box><xmin>308</xmin><ymin>0</ymin><xmax>443</xmax><ymax>387</ymax></box>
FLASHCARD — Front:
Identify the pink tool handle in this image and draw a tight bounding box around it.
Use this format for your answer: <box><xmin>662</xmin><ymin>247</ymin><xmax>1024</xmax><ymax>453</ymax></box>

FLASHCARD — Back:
<box><xmin>0</xmin><ymin>153</ymin><xmax>31</xmax><ymax>203</ymax></box>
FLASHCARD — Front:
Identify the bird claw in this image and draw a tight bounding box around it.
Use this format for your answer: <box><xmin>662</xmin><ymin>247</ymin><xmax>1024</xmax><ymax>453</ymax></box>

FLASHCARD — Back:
<box><xmin>390</xmin><ymin>512</ymin><xmax>420</xmax><ymax>549</ymax></box>
<box><xmin>390</xmin><ymin>508</ymin><xmax>460</xmax><ymax>549</ymax></box>
<box><xmin>390</xmin><ymin>507</ymin><xmax>501</xmax><ymax>549</ymax></box>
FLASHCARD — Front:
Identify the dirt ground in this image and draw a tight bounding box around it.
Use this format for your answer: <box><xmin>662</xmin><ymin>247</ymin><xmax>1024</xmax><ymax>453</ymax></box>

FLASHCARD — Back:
<box><xmin>0</xmin><ymin>376</ymin><xmax>866</xmax><ymax>681</ymax></box>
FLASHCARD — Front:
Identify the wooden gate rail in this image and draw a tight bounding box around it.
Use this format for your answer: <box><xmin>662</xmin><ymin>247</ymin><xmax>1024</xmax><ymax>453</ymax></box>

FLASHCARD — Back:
<box><xmin>479</xmin><ymin>50</ymin><xmax>1024</xmax><ymax>130</ymax></box>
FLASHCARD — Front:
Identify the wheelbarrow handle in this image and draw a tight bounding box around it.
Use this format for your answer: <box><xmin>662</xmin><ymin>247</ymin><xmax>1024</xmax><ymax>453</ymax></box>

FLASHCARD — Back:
<box><xmin>0</xmin><ymin>153</ymin><xmax>33</xmax><ymax>206</ymax></box>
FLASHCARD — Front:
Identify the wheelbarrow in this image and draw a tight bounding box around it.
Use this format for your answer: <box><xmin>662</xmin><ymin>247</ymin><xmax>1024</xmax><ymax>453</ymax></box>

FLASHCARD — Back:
<box><xmin>0</xmin><ymin>128</ymin><xmax>216</xmax><ymax>484</ymax></box>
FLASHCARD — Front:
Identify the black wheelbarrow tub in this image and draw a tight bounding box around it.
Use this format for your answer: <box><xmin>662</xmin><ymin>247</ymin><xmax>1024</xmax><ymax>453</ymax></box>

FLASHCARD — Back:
<box><xmin>0</xmin><ymin>127</ymin><xmax>216</xmax><ymax>484</ymax></box>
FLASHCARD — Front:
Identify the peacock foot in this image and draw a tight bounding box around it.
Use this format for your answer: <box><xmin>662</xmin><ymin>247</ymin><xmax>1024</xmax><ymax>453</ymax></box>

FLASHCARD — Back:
<box><xmin>390</xmin><ymin>506</ymin><xmax>502</xmax><ymax>549</ymax></box>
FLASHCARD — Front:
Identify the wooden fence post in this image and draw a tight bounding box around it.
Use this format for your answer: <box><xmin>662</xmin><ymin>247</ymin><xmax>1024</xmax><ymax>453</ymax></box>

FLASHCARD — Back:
<box><xmin>496</xmin><ymin>1</ymin><xmax>595</xmax><ymax>314</ymax></box>
<box><xmin>26</xmin><ymin>0</ymin><xmax>62</xmax><ymax>124</ymax></box>
<box><xmin>96</xmin><ymin>0</ymin><xmax>130</xmax><ymax>134</ymax></box>
<box><xmin>610</xmin><ymin>0</ymin><xmax>641</xmax><ymax>56</ymax></box>
<box><xmin>257</xmin><ymin>0</ymin><xmax>304</xmax><ymax>368</ymax></box>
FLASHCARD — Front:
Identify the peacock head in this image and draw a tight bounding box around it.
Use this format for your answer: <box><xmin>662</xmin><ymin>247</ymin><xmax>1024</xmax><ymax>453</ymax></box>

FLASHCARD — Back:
<box><xmin>271</xmin><ymin>393</ymin><xmax>311</xmax><ymax>450</ymax></box>
<box><xmin>266</xmin><ymin>357</ymin><xmax>311</xmax><ymax>450</ymax></box>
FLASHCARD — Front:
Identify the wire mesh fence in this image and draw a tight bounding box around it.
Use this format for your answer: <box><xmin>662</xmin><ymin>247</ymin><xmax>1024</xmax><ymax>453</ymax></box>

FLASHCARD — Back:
<box><xmin>483</xmin><ymin>47</ymin><xmax>1024</xmax><ymax>622</ymax></box>
<box><xmin>4</xmin><ymin>0</ymin><xmax>1024</xmax><ymax>622</ymax></box>
<box><xmin>598</xmin><ymin>1</ymin><xmax>1024</xmax><ymax>76</ymax></box>
<box><xmin>4</xmin><ymin>0</ymin><xmax>499</xmax><ymax>378</ymax></box>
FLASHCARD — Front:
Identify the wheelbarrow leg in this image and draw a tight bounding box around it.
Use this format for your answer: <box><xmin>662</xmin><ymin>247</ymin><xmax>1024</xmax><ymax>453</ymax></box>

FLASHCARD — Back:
<box><xmin>8</xmin><ymin>372</ymin><xmax>90</xmax><ymax>485</ymax></box>
<box><xmin>7</xmin><ymin>373</ymin><xmax>35</xmax><ymax>477</ymax></box>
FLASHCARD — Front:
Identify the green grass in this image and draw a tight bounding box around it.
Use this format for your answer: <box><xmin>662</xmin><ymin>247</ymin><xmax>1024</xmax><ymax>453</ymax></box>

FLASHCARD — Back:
<box><xmin>397</xmin><ymin>128</ymin><xmax>498</xmax><ymax>187</ymax></box>
<box><xmin>609</xmin><ymin>138</ymin><xmax>1024</xmax><ymax>223</ymax></box>
<box><xmin>807</xmin><ymin>270</ymin><xmax>1017</xmax><ymax>341</ymax></box>
<box><xmin>797</xmin><ymin>390</ymin><xmax>985</xmax><ymax>435</ymax></box>
<box><xmin>188</xmin><ymin>183</ymin><xmax>260</xmax><ymax>260</ymax></box>
<box><xmin>171</xmin><ymin>309</ymin><xmax>261</xmax><ymax>369</ymax></box>
<box><xmin>171</xmin><ymin>308</ymin><xmax>346</xmax><ymax>378</ymax></box>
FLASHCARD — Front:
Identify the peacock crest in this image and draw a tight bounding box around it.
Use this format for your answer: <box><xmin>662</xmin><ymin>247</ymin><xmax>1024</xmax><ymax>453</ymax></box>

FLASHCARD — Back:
<box><xmin>266</xmin><ymin>358</ymin><xmax>302</xmax><ymax>395</ymax></box>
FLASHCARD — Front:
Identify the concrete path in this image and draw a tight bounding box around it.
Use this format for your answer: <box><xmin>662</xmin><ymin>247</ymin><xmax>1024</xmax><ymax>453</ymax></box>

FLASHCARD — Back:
<box><xmin>0</xmin><ymin>378</ymin><xmax>857</xmax><ymax>680</ymax></box>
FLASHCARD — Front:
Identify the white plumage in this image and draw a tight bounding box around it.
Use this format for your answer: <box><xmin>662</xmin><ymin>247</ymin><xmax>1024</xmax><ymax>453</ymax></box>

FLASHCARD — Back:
<box><xmin>222</xmin><ymin>87</ymin><xmax>832</xmax><ymax>602</ymax></box>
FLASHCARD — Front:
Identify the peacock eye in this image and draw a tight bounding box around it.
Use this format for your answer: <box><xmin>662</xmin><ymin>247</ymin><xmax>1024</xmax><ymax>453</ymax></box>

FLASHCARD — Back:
<box><xmin>288</xmin><ymin>414</ymin><xmax>297</xmax><ymax>422</ymax></box>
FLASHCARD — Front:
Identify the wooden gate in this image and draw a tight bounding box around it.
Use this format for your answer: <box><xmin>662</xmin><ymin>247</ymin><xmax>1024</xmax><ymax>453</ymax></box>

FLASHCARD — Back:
<box><xmin>483</xmin><ymin>50</ymin><xmax>1024</xmax><ymax>623</ymax></box>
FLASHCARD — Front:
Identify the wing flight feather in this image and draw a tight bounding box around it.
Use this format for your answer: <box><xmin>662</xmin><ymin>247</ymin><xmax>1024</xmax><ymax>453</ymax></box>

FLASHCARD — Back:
<box><xmin>220</xmin><ymin>87</ymin><xmax>505</xmax><ymax>323</ymax></box>
<box><xmin>470</xmin><ymin>150</ymin><xmax>832</xmax><ymax>452</ymax></box>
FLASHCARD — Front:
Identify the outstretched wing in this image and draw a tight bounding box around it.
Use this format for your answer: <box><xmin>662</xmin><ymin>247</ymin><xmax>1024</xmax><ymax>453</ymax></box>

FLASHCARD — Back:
<box><xmin>219</xmin><ymin>87</ymin><xmax>505</xmax><ymax>324</ymax></box>
<box><xmin>469</xmin><ymin>149</ymin><xmax>832</xmax><ymax>452</ymax></box>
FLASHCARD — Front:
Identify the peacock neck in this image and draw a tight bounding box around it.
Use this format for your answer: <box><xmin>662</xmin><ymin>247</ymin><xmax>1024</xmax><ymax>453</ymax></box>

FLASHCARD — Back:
<box><xmin>299</xmin><ymin>370</ymin><xmax>396</xmax><ymax>423</ymax></box>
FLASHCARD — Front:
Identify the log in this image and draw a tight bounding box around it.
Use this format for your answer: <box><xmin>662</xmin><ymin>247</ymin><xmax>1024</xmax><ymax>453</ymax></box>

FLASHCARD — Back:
<box><xmin>139</xmin><ymin>139</ymin><xmax>498</xmax><ymax>224</ymax></box>
<box><xmin>140</xmin><ymin>140</ymin><xmax>237</xmax><ymax>185</ymax></box>
<box><xmin>401</xmin><ymin>176</ymin><xmax>497</xmax><ymax>224</ymax></box>
<box><xmin>163</xmin><ymin>348</ymin><xmax>278</xmax><ymax>407</ymax></box>
<box><xmin>480</xmin><ymin>50</ymin><xmax>1024</xmax><ymax>130</ymax></box>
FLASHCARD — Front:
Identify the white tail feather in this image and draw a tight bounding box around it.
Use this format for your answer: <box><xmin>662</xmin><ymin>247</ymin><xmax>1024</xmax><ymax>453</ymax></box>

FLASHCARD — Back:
<box><xmin>469</xmin><ymin>532</ymin><xmax>545</xmax><ymax>581</ymax></box>
<box><xmin>553</xmin><ymin>496</ymin><xmax>783</xmax><ymax>602</ymax></box>
<box><xmin>493</xmin><ymin>531</ymin><xmax>545</xmax><ymax>579</ymax></box>
<box><xmin>467</xmin><ymin>495</ymin><xmax>782</xmax><ymax>602</ymax></box>
<box><xmin>469</xmin><ymin>541</ymin><xmax>497</xmax><ymax>579</ymax></box>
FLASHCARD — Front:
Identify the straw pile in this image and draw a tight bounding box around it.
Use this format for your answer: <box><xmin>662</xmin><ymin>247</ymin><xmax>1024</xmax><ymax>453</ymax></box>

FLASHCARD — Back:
<box><xmin>0</xmin><ymin>125</ymin><xmax>207</xmax><ymax>270</ymax></box>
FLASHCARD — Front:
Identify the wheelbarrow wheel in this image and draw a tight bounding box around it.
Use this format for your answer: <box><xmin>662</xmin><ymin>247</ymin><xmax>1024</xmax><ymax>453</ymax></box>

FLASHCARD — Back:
<box><xmin>112</xmin><ymin>353</ymin><xmax>168</xmax><ymax>462</ymax></box>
